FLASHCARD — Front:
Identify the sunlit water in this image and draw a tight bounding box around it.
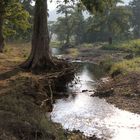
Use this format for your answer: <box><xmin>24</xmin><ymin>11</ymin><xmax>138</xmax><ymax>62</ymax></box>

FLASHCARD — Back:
<box><xmin>51</xmin><ymin>50</ymin><xmax>140</xmax><ymax>140</ymax></box>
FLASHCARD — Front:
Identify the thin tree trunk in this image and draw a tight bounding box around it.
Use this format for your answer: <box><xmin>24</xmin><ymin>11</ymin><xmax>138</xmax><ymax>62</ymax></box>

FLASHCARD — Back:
<box><xmin>66</xmin><ymin>33</ymin><xmax>70</xmax><ymax>45</ymax></box>
<box><xmin>108</xmin><ymin>36</ymin><xmax>112</xmax><ymax>45</ymax></box>
<box><xmin>65</xmin><ymin>10</ymin><xmax>70</xmax><ymax>45</ymax></box>
<box><xmin>0</xmin><ymin>15</ymin><xmax>4</xmax><ymax>53</ymax></box>
<box><xmin>21</xmin><ymin>0</ymin><xmax>54</xmax><ymax>70</ymax></box>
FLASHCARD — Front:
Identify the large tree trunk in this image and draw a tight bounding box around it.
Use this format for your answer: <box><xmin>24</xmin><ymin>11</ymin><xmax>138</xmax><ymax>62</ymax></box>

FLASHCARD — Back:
<box><xmin>21</xmin><ymin>0</ymin><xmax>54</xmax><ymax>70</ymax></box>
<box><xmin>0</xmin><ymin>15</ymin><xmax>4</xmax><ymax>53</ymax></box>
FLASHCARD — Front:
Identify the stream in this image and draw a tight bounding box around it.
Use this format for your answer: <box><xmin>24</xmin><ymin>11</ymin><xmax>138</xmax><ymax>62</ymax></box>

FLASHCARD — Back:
<box><xmin>51</xmin><ymin>48</ymin><xmax>140</xmax><ymax>140</ymax></box>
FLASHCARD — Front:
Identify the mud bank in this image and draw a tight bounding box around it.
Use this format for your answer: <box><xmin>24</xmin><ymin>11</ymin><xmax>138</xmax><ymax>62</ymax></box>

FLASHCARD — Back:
<box><xmin>95</xmin><ymin>73</ymin><xmax>140</xmax><ymax>114</ymax></box>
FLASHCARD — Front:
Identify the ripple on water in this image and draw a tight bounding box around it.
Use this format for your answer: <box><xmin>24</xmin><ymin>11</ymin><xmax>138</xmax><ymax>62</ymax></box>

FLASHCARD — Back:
<box><xmin>51</xmin><ymin>95</ymin><xmax>140</xmax><ymax>140</ymax></box>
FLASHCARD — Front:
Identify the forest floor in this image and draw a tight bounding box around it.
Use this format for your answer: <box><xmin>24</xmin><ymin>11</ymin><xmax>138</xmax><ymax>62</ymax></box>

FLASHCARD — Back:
<box><xmin>0</xmin><ymin>43</ymin><xmax>88</xmax><ymax>140</ymax></box>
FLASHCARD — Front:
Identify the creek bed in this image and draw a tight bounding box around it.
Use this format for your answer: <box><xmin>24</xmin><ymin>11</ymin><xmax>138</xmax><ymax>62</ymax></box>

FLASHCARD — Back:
<box><xmin>51</xmin><ymin>62</ymin><xmax>140</xmax><ymax>140</ymax></box>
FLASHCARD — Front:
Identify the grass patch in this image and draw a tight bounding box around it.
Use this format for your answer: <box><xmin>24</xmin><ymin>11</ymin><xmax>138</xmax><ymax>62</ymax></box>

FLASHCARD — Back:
<box><xmin>78</xmin><ymin>43</ymin><xmax>94</xmax><ymax>48</ymax></box>
<box><xmin>50</xmin><ymin>41</ymin><xmax>61</xmax><ymax>48</ymax></box>
<box><xmin>67</xmin><ymin>48</ymin><xmax>79</xmax><ymax>57</ymax></box>
<box><xmin>110</xmin><ymin>57</ymin><xmax>140</xmax><ymax>75</ymax></box>
<box><xmin>102</xmin><ymin>39</ymin><xmax>140</xmax><ymax>54</ymax></box>
<box><xmin>100</xmin><ymin>56</ymin><xmax>114</xmax><ymax>72</ymax></box>
<box><xmin>78</xmin><ymin>42</ymin><xmax>105</xmax><ymax>49</ymax></box>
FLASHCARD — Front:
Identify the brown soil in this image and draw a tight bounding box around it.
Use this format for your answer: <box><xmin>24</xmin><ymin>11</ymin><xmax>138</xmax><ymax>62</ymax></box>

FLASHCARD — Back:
<box><xmin>95</xmin><ymin>73</ymin><xmax>140</xmax><ymax>114</ymax></box>
<box><xmin>0</xmin><ymin>43</ymin><xmax>78</xmax><ymax>140</ymax></box>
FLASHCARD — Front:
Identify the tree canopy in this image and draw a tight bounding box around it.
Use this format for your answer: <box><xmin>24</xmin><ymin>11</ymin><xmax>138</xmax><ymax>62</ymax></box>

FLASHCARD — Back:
<box><xmin>0</xmin><ymin>0</ymin><xmax>30</xmax><ymax>52</ymax></box>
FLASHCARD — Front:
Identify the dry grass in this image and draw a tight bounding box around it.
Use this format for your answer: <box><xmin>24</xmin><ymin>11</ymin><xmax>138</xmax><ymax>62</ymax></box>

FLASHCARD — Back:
<box><xmin>0</xmin><ymin>43</ymin><xmax>31</xmax><ymax>73</ymax></box>
<box><xmin>111</xmin><ymin>57</ymin><xmax>140</xmax><ymax>74</ymax></box>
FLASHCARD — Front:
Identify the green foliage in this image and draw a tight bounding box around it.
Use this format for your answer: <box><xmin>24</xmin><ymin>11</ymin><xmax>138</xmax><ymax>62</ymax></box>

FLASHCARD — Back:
<box><xmin>50</xmin><ymin>41</ymin><xmax>60</xmax><ymax>48</ymax></box>
<box><xmin>72</xmin><ymin>7</ymin><xmax>85</xmax><ymax>44</ymax></box>
<box><xmin>85</xmin><ymin>5</ymin><xmax>132</xmax><ymax>42</ymax></box>
<box><xmin>4</xmin><ymin>2</ymin><xmax>30</xmax><ymax>36</ymax></box>
<box><xmin>53</xmin><ymin>3</ymin><xmax>75</xmax><ymax>44</ymax></box>
<box><xmin>51</xmin><ymin>0</ymin><xmax>125</xmax><ymax>45</ymax></box>
<box><xmin>80</xmin><ymin>0</ymin><xmax>121</xmax><ymax>13</ymax></box>
<box><xmin>130</xmin><ymin>0</ymin><xmax>140</xmax><ymax>38</ymax></box>
<box><xmin>0</xmin><ymin>0</ymin><xmax>31</xmax><ymax>41</ymax></box>
<box><xmin>63</xmin><ymin>0</ymin><xmax>117</xmax><ymax>13</ymax></box>
<box><xmin>53</xmin><ymin>1</ymin><xmax>132</xmax><ymax>44</ymax></box>
<box><xmin>107</xmin><ymin>6</ymin><xmax>132</xmax><ymax>36</ymax></box>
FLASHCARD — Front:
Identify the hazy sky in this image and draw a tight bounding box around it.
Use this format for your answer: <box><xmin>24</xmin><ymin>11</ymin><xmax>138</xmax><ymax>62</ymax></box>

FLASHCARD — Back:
<box><xmin>48</xmin><ymin>0</ymin><xmax>132</xmax><ymax>11</ymax></box>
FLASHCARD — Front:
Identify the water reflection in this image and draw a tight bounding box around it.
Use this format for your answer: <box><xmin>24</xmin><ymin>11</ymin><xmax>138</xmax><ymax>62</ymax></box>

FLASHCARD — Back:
<box><xmin>52</xmin><ymin>94</ymin><xmax>140</xmax><ymax>139</ymax></box>
<box><xmin>51</xmin><ymin>48</ymin><xmax>61</xmax><ymax>55</ymax></box>
<box><xmin>51</xmin><ymin>56</ymin><xmax>140</xmax><ymax>140</ymax></box>
<box><xmin>68</xmin><ymin>63</ymin><xmax>104</xmax><ymax>93</ymax></box>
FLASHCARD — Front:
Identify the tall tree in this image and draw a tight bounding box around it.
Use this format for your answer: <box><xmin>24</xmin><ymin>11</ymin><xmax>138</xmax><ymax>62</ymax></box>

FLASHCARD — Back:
<box><xmin>106</xmin><ymin>6</ymin><xmax>132</xmax><ymax>43</ymax></box>
<box><xmin>22</xmin><ymin>0</ymin><xmax>116</xmax><ymax>70</ymax></box>
<box><xmin>0</xmin><ymin>12</ymin><xmax>4</xmax><ymax>52</ymax></box>
<box><xmin>130</xmin><ymin>0</ymin><xmax>140</xmax><ymax>38</ymax></box>
<box><xmin>21</xmin><ymin>0</ymin><xmax>54</xmax><ymax>70</ymax></box>
<box><xmin>53</xmin><ymin>6</ymin><xmax>85</xmax><ymax>45</ymax></box>
<box><xmin>72</xmin><ymin>7</ymin><xmax>85</xmax><ymax>45</ymax></box>
<box><xmin>57</xmin><ymin>4</ymin><xmax>74</xmax><ymax>46</ymax></box>
<box><xmin>0</xmin><ymin>0</ymin><xmax>9</xmax><ymax>52</ymax></box>
<box><xmin>83</xmin><ymin>5</ymin><xmax>131</xmax><ymax>44</ymax></box>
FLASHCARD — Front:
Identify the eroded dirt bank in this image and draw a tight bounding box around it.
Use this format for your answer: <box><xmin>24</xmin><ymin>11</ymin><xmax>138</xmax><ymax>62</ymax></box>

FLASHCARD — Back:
<box><xmin>94</xmin><ymin>73</ymin><xmax>140</xmax><ymax>114</ymax></box>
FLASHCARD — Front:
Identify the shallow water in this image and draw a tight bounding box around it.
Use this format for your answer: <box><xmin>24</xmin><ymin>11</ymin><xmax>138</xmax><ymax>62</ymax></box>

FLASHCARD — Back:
<box><xmin>51</xmin><ymin>50</ymin><xmax>140</xmax><ymax>140</ymax></box>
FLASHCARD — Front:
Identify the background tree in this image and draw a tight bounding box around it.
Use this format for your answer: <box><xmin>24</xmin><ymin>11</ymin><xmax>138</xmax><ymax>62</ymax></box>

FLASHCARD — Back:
<box><xmin>56</xmin><ymin>3</ymin><xmax>74</xmax><ymax>46</ymax></box>
<box><xmin>53</xmin><ymin>4</ymin><xmax>131</xmax><ymax>45</ymax></box>
<box><xmin>21</xmin><ymin>0</ymin><xmax>53</xmax><ymax>70</ymax></box>
<box><xmin>106</xmin><ymin>6</ymin><xmax>132</xmax><ymax>43</ymax></box>
<box><xmin>17</xmin><ymin>0</ymin><xmax>34</xmax><ymax>41</ymax></box>
<box><xmin>0</xmin><ymin>0</ymin><xmax>30</xmax><ymax>52</ymax></box>
<box><xmin>90</xmin><ymin>6</ymin><xmax>132</xmax><ymax>44</ymax></box>
<box><xmin>53</xmin><ymin>5</ymin><xmax>85</xmax><ymax>45</ymax></box>
<box><xmin>72</xmin><ymin>6</ymin><xmax>85</xmax><ymax>45</ymax></box>
<box><xmin>0</xmin><ymin>0</ymin><xmax>10</xmax><ymax>52</ymax></box>
<box><xmin>130</xmin><ymin>0</ymin><xmax>140</xmax><ymax>38</ymax></box>
<box><xmin>48</xmin><ymin>21</ymin><xmax>56</xmax><ymax>41</ymax></box>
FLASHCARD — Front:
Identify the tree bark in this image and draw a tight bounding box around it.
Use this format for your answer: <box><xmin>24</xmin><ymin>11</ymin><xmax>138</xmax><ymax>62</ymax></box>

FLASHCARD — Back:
<box><xmin>65</xmin><ymin>10</ymin><xmax>70</xmax><ymax>45</ymax></box>
<box><xmin>21</xmin><ymin>0</ymin><xmax>54</xmax><ymax>70</ymax></box>
<box><xmin>66</xmin><ymin>32</ymin><xmax>70</xmax><ymax>45</ymax></box>
<box><xmin>108</xmin><ymin>36</ymin><xmax>112</xmax><ymax>45</ymax></box>
<box><xmin>0</xmin><ymin>15</ymin><xmax>4</xmax><ymax>53</ymax></box>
